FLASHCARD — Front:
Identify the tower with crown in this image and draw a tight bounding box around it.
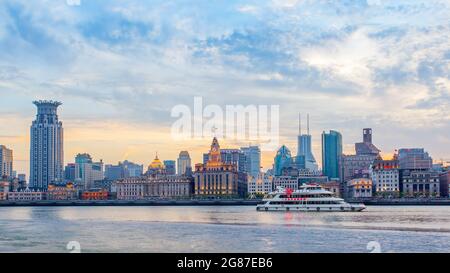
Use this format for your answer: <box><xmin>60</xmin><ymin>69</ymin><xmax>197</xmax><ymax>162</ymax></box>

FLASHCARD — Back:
<box><xmin>194</xmin><ymin>137</ymin><xmax>247</xmax><ymax>198</ymax></box>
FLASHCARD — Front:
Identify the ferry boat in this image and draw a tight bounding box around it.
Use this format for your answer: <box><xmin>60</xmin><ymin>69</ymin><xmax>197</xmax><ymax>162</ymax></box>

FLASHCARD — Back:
<box><xmin>256</xmin><ymin>184</ymin><xmax>366</xmax><ymax>212</ymax></box>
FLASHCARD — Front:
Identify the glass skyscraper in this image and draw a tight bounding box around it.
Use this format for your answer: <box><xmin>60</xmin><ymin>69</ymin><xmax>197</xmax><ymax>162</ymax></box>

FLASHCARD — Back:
<box><xmin>30</xmin><ymin>101</ymin><xmax>64</xmax><ymax>189</ymax></box>
<box><xmin>274</xmin><ymin>145</ymin><xmax>292</xmax><ymax>176</ymax></box>
<box><xmin>297</xmin><ymin>114</ymin><xmax>318</xmax><ymax>171</ymax></box>
<box><xmin>321</xmin><ymin>130</ymin><xmax>342</xmax><ymax>180</ymax></box>
<box><xmin>241</xmin><ymin>146</ymin><xmax>261</xmax><ymax>176</ymax></box>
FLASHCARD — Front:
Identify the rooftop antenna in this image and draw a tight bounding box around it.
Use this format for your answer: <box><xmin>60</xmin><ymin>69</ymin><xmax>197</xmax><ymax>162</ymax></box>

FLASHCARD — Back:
<box><xmin>307</xmin><ymin>114</ymin><xmax>310</xmax><ymax>135</ymax></box>
<box><xmin>299</xmin><ymin>113</ymin><xmax>302</xmax><ymax>135</ymax></box>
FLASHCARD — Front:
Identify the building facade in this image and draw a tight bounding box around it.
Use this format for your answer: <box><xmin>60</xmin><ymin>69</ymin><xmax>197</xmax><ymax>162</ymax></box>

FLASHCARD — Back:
<box><xmin>81</xmin><ymin>188</ymin><xmax>109</xmax><ymax>200</ymax></box>
<box><xmin>402</xmin><ymin>170</ymin><xmax>440</xmax><ymax>197</ymax></box>
<box><xmin>74</xmin><ymin>153</ymin><xmax>104</xmax><ymax>190</ymax></box>
<box><xmin>398</xmin><ymin>149</ymin><xmax>433</xmax><ymax>170</ymax></box>
<box><xmin>347</xmin><ymin>178</ymin><xmax>373</xmax><ymax>198</ymax></box>
<box><xmin>370</xmin><ymin>158</ymin><xmax>400</xmax><ymax>196</ymax></box>
<box><xmin>30</xmin><ymin>101</ymin><xmax>64</xmax><ymax>190</ymax></box>
<box><xmin>247</xmin><ymin>173</ymin><xmax>273</xmax><ymax>195</ymax></box>
<box><xmin>322</xmin><ymin>130</ymin><xmax>342</xmax><ymax>180</ymax></box>
<box><xmin>297</xmin><ymin>114</ymin><xmax>318</xmax><ymax>171</ymax></box>
<box><xmin>116</xmin><ymin>175</ymin><xmax>193</xmax><ymax>200</ymax></box>
<box><xmin>195</xmin><ymin>138</ymin><xmax>247</xmax><ymax>198</ymax></box>
<box><xmin>177</xmin><ymin>151</ymin><xmax>192</xmax><ymax>176</ymax></box>
<box><xmin>273</xmin><ymin>176</ymin><xmax>299</xmax><ymax>190</ymax></box>
<box><xmin>439</xmin><ymin>170</ymin><xmax>449</xmax><ymax>198</ymax></box>
<box><xmin>0</xmin><ymin>145</ymin><xmax>13</xmax><ymax>178</ymax></box>
<box><xmin>8</xmin><ymin>189</ymin><xmax>46</xmax><ymax>201</ymax></box>
<box><xmin>241</xmin><ymin>146</ymin><xmax>261</xmax><ymax>176</ymax></box>
<box><xmin>47</xmin><ymin>182</ymin><xmax>78</xmax><ymax>200</ymax></box>
<box><xmin>0</xmin><ymin>180</ymin><xmax>9</xmax><ymax>201</ymax></box>
<box><xmin>274</xmin><ymin>145</ymin><xmax>292</xmax><ymax>176</ymax></box>
<box><xmin>163</xmin><ymin>160</ymin><xmax>176</xmax><ymax>175</ymax></box>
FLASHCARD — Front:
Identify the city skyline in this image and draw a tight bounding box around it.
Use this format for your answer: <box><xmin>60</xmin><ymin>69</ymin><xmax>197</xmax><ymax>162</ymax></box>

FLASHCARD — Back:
<box><xmin>1</xmin><ymin>0</ymin><xmax>450</xmax><ymax>177</ymax></box>
<box><xmin>1</xmin><ymin>99</ymin><xmax>449</xmax><ymax>179</ymax></box>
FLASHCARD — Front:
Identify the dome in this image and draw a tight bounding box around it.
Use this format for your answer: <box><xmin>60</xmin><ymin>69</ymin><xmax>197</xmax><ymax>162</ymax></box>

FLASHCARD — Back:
<box><xmin>148</xmin><ymin>153</ymin><xmax>165</xmax><ymax>170</ymax></box>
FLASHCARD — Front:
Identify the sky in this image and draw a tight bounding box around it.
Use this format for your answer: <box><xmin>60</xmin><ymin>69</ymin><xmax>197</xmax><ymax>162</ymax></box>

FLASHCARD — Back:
<box><xmin>0</xmin><ymin>0</ymin><xmax>449</xmax><ymax>177</ymax></box>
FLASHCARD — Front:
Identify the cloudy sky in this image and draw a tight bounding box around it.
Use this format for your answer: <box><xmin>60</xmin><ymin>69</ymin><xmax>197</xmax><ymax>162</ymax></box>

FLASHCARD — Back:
<box><xmin>0</xmin><ymin>0</ymin><xmax>449</xmax><ymax>177</ymax></box>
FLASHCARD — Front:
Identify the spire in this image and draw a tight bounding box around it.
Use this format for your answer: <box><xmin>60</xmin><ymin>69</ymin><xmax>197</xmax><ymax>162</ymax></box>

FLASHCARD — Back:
<box><xmin>298</xmin><ymin>113</ymin><xmax>302</xmax><ymax>135</ymax></box>
<box><xmin>307</xmin><ymin>114</ymin><xmax>310</xmax><ymax>135</ymax></box>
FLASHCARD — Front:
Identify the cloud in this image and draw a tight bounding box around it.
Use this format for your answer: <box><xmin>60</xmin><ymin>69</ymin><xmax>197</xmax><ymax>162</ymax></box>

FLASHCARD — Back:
<box><xmin>0</xmin><ymin>0</ymin><xmax>449</xmax><ymax>175</ymax></box>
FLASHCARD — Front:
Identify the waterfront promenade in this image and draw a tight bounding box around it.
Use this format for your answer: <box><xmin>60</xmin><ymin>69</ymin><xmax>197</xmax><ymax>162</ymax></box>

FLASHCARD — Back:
<box><xmin>1</xmin><ymin>199</ymin><xmax>450</xmax><ymax>207</ymax></box>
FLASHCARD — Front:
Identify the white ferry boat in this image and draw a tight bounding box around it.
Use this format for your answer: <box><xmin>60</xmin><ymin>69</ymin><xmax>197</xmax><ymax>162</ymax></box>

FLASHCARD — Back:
<box><xmin>257</xmin><ymin>184</ymin><xmax>366</xmax><ymax>212</ymax></box>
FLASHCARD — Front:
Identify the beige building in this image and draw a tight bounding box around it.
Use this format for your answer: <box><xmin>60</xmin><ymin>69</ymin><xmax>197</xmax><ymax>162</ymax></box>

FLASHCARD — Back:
<box><xmin>248</xmin><ymin>173</ymin><xmax>273</xmax><ymax>195</ymax></box>
<box><xmin>347</xmin><ymin>178</ymin><xmax>373</xmax><ymax>198</ymax></box>
<box><xmin>0</xmin><ymin>145</ymin><xmax>13</xmax><ymax>178</ymax></box>
<box><xmin>116</xmin><ymin>174</ymin><xmax>192</xmax><ymax>200</ymax></box>
<box><xmin>194</xmin><ymin>138</ymin><xmax>247</xmax><ymax>198</ymax></box>
<box><xmin>8</xmin><ymin>188</ymin><xmax>46</xmax><ymax>201</ymax></box>
<box><xmin>273</xmin><ymin>176</ymin><xmax>298</xmax><ymax>190</ymax></box>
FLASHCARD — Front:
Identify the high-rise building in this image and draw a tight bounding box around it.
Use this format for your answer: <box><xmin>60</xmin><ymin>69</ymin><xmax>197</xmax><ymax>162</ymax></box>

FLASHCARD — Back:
<box><xmin>297</xmin><ymin>114</ymin><xmax>318</xmax><ymax>171</ymax></box>
<box><xmin>274</xmin><ymin>145</ymin><xmax>292</xmax><ymax>176</ymax></box>
<box><xmin>321</xmin><ymin>130</ymin><xmax>342</xmax><ymax>180</ymax></box>
<box><xmin>241</xmin><ymin>146</ymin><xmax>261</xmax><ymax>176</ymax></box>
<box><xmin>0</xmin><ymin>145</ymin><xmax>13</xmax><ymax>178</ymax></box>
<box><xmin>64</xmin><ymin>163</ymin><xmax>76</xmax><ymax>181</ymax></box>
<box><xmin>398</xmin><ymin>148</ymin><xmax>433</xmax><ymax>170</ymax></box>
<box><xmin>163</xmin><ymin>160</ymin><xmax>176</xmax><ymax>175</ymax></box>
<box><xmin>177</xmin><ymin>151</ymin><xmax>192</xmax><ymax>176</ymax></box>
<box><xmin>30</xmin><ymin>101</ymin><xmax>64</xmax><ymax>189</ymax></box>
<box><xmin>194</xmin><ymin>138</ymin><xmax>247</xmax><ymax>197</ymax></box>
<box><xmin>74</xmin><ymin>153</ymin><xmax>104</xmax><ymax>190</ymax></box>
<box><xmin>105</xmin><ymin>164</ymin><xmax>126</xmax><ymax>181</ymax></box>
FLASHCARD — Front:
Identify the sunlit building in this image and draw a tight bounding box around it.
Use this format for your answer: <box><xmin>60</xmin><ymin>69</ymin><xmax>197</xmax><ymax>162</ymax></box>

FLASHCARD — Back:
<box><xmin>247</xmin><ymin>173</ymin><xmax>273</xmax><ymax>195</ymax></box>
<box><xmin>0</xmin><ymin>145</ymin><xmax>13</xmax><ymax>178</ymax></box>
<box><xmin>370</xmin><ymin>157</ymin><xmax>400</xmax><ymax>196</ymax></box>
<box><xmin>177</xmin><ymin>151</ymin><xmax>192</xmax><ymax>176</ymax></box>
<box><xmin>47</xmin><ymin>182</ymin><xmax>78</xmax><ymax>200</ymax></box>
<box><xmin>194</xmin><ymin>138</ymin><xmax>247</xmax><ymax>198</ymax></box>
<box><xmin>30</xmin><ymin>101</ymin><xmax>64</xmax><ymax>189</ymax></box>
<box><xmin>347</xmin><ymin>178</ymin><xmax>373</xmax><ymax>198</ymax></box>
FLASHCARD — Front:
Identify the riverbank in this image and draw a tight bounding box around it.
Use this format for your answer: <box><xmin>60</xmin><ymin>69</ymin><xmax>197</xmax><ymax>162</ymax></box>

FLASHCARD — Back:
<box><xmin>0</xmin><ymin>199</ymin><xmax>449</xmax><ymax>206</ymax></box>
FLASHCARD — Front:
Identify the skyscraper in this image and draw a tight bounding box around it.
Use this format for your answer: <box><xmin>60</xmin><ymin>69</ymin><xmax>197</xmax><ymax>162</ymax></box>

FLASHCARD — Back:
<box><xmin>322</xmin><ymin>130</ymin><xmax>342</xmax><ymax>180</ymax></box>
<box><xmin>241</xmin><ymin>146</ymin><xmax>261</xmax><ymax>176</ymax></box>
<box><xmin>30</xmin><ymin>100</ymin><xmax>64</xmax><ymax>189</ymax></box>
<box><xmin>297</xmin><ymin>114</ymin><xmax>318</xmax><ymax>171</ymax></box>
<box><xmin>0</xmin><ymin>145</ymin><xmax>13</xmax><ymax>178</ymax></box>
<box><xmin>163</xmin><ymin>160</ymin><xmax>176</xmax><ymax>175</ymax></box>
<box><xmin>177</xmin><ymin>151</ymin><xmax>192</xmax><ymax>176</ymax></box>
<box><xmin>274</xmin><ymin>145</ymin><xmax>292</xmax><ymax>176</ymax></box>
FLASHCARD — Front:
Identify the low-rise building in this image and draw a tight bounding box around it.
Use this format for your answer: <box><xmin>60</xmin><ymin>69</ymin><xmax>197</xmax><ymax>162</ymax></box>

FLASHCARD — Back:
<box><xmin>81</xmin><ymin>188</ymin><xmax>109</xmax><ymax>200</ymax></box>
<box><xmin>439</xmin><ymin>170</ymin><xmax>449</xmax><ymax>198</ymax></box>
<box><xmin>347</xmin><ymin>178</ymin><xmax>372</xmax><ymax>198</ymax></box>
<box><xmin>47</xmin><ymin>182</ymin><xmax>78</xmax><ymax>200</ymax></box>
<box><xmin>401</xmin><ymin>170</ymin><xmax>440</xmax><ymax>197</ymax></box>
<box><xmin>116</xmin><ymin>175</ymin><xmax>193</xmax><ymax>200</ymax></box>
<box><xmin>247</xmin><ymin>173</ymin><xmax>273</xmax><ymax>196</ymax></box>
<box><xmin>0</xmin><ymin>180</ymin><xmax>9</xmax><ymax>201</ymax></box>
<box><xmin>8</xmin><ymin>189</ymin><xmax>46</xmax><ymax>201</ymax></box>
<box><xmin>273</xmin><ymin>176</ymin><xmax>298</xmax><ymax>190</ymax></box>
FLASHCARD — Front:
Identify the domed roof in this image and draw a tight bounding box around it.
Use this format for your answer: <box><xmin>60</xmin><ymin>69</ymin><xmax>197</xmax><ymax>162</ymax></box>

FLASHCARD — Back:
<box><xmin>148</xmin><ymin>153</ymin><xmax>165</xmax><ymax>169</ymax></box>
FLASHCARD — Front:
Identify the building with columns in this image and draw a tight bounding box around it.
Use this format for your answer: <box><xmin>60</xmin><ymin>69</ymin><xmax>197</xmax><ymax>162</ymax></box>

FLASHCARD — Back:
<box><xmin>194</xmin><ymin>138</ymin><xmax>247</xmax><ymax>198</ymax></box>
